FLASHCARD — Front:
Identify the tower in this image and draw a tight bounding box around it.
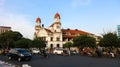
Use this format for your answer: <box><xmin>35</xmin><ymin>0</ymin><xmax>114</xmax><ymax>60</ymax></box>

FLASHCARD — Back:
<box><xmin>54</xmin><ymin>12</ymin><xmax>60</xmax><ymax>22</ymax></box>
<box><xmin>53</xmin><ymin>13</ymin><xmax>61</xmax><ymax>32</ymax></box>
<box><xmin>34</xmin><ymin>17</ymin><xmax>41</xmax><ymax>38</ymax></box>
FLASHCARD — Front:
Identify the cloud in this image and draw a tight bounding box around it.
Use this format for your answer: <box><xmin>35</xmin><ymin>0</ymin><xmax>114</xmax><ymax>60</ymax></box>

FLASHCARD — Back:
<box><xmin>72</xmin><ymin>0</ymin><xmax>91</xmax><ymax>8</ymax></box>
<box><xmin>0</xmin><ymin>1</ymin><xmax>34</xmax><ymax>39</ymax></box>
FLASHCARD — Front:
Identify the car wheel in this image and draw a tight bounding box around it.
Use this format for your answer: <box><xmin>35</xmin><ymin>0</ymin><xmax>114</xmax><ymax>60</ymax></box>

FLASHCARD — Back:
<box><xmin>28</xmin><ymin>58</ymin><xmax>31</xmax><ymax>61</ymax></box>
<box><xmin>8</xmin><ymin>56</ymin><xmax>12</xmax><ymax>60</ymax></box>
<box><xmin>18</xmin><ymin>57</ymin><xmax>21</xmax><ymax>62</ymax></box>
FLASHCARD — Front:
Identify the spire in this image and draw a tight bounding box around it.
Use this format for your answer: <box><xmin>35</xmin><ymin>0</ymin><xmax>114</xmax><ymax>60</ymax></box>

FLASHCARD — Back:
<box><xmin>34</xmin><ymin>17</ymin><xmax>41</xmax><ymax>37</ymax></box>
<box><xmin>54</xmin><ymin>12</ymin><xmax>60</xmax><ymax>19</ymax></box>
<box><xmin>36</xmin><ymin>17</ymin><xmax>41</xmax><ymax>23</ymax></box>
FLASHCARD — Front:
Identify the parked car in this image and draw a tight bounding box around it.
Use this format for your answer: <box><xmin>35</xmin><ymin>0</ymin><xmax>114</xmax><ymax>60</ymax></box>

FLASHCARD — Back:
<box><xmin>53</xmin><ymin>48</ymin><xmax>63</xmax><ymax>55</ymax></box>
<box><xmin>8</xmin><ymin>48</ymin><xmax>32</xmax><ymax>62</ymax></box>
<box><xmin>70</xmin><ymin>50</ymin><xmax>79</xmax><ymax>55</ymax></box>
<box><xmin>63</xmin><ymin>50</ymin><xmax>71</xmax><ymax>56</ymax></box>
<box><xmin>29</xmin><ymin>48</ymin><xmax>40</xmax><ymax>54</ymax></box>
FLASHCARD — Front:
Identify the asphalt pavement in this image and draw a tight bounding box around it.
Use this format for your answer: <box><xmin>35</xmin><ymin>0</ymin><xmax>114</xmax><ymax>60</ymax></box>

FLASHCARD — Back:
<box><xmin>0</xmin><ymin>54</ymin><xmax>120</xmax><ymax>67</ymax></box>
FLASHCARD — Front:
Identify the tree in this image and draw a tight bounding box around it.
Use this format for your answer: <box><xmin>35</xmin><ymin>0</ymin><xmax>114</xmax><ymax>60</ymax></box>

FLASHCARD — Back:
<box><xmin>63</xmin><ymin>42</ymin><xmax>73</xmax><ymax>49</ymax></box>
<box><xmin>14</xmin><ymin>38</ymin><xmax>32</xmax><ymax>48</ymax></box>
<box><xmin>0</xmin><ymin>31</ymin><xmax>23</xmax><ymax>48</ymax></box>
<box><xmin>73</xmin><ymin>35</ymin><xmax>96</xmax><ymax>49</ymax></box>
<box><xmin>99</xmin><ymin>32</ymin><xmax>120</xmax><ymax>48</ymax></box>
<box><xmin>32</xmin><ymin>37</ymin><xmax>46</xmax><ymax>49</ymax></box>
<box><xmin>118</xmin><ymin>38</ymin><xmax>120</xmax><ymax>47</ymax></box>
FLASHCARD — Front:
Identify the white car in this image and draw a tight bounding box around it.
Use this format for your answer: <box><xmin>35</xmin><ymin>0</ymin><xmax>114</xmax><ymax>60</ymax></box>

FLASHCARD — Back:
<box><xmin>30</xmin><ymin>48</ymin><xmax>40</xmax><ymax>54</ymax></box>
<box><xmin>53</xmin><ymin>48</ymin><xmax>63</xmax><ymax>55</ymax></box>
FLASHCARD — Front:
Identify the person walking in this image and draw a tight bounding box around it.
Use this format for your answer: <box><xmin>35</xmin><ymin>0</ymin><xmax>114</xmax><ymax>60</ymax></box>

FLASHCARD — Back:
<box><xmin>41</xmin><ymin>49</ymin><xmax>48</xmax><ymax>58</ymax></box>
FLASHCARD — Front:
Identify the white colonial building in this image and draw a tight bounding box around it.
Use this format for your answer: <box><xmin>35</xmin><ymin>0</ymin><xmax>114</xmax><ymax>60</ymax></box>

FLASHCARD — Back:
<box><xmin>34</xmin><ymin>13</ymin><xmax>63</xmax><ymax>48</ymax></box>
<box><xmin>34</xmin><ymin>13</ymin><xmax>100</xmax><ymax>49</ymax></box>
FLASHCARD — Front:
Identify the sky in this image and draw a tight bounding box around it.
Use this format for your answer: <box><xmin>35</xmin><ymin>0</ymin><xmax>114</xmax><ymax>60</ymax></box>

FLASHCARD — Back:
<box><xmin>0</xmin><ymin>0</ymin><xmax>120</xmax><ymax>39</ymax></box>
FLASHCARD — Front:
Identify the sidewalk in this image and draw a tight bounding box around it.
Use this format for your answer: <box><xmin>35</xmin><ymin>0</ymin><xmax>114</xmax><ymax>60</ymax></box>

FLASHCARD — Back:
<box><xmin>0</xmin><ymin>60</ymin><xmax>19</xmax><ymax>67</ymax></box>
<box><xmin>0</xmin><ymin>60</ymin><xmax>31</xmax><ymax>67</ymax></box>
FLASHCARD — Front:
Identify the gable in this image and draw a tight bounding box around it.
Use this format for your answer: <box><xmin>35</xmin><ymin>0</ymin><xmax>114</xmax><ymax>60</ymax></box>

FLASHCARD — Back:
<box><xmin>37</xmin><ymin>28</ymin><xmax>48</xmax><ymax>37</ymax></box>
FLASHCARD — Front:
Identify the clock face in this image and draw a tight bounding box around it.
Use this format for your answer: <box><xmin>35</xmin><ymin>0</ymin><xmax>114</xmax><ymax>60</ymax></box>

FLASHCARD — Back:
<box><xmin>57</xmin><ymin>26</ymin><xmax>60</xmax><ymax>29</ymax></box>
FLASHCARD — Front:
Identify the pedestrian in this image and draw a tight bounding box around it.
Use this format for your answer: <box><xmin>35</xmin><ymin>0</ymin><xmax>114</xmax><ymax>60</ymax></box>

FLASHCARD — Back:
<box><xmin>96</xmin><ymin>48</ymin><xmax>102</xmax><ymax>57</ymax></box>
<box><xmin>68</xmin><ymin>50</ymin><xmax>71</xmax><ymax>56</ymax></box>
<box><xmin>42</xmin><ymin>49</ymin><xmax>48</xmax><ymax>58</ymax></box>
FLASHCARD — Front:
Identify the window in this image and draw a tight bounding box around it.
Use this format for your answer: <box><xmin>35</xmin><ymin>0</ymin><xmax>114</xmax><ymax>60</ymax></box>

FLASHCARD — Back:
<box><xmin>57</xmin><ymin>44</ymin><xmax>60</xmax><ymax>47</ymax></box>
<box><xmin>68</xmin><ymin>38</ymin><xmax>71</xmax><ymax>41</ymax></box>
<box><xmin>63</xmin><ymin>38</ymin><xmax>65</xmax><ymax>41</ymax></box>
<box><xmin>75</xmin><ymin>33</ymin><xmax>80</xmax><ymax>36</ymax></box>
<box><xmin>51</xmin><ymin>37</ymin><xmax>53</xmax><ymax>41</ymax></box>
<box><xmin>56</xmin><ymin>37</ymin><xmax>60</xmax><ymax>41</ymax></box>
<box><xmin>50</xmin><ymin>44</ymin><xmax>53</xmax><ymax>49</ymax></box>
<box><xmin>41</xmin><ymin>37</ymin><xmax>46</xmax><ymax>40</ymax></box>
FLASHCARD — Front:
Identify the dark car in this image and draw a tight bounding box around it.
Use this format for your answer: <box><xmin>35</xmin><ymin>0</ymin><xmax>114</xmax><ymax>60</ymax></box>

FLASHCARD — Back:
<box><xmin>70</xmin><ymin>50</ymin><xmax>79</xmax><ymax>55</ymax></box>
<box><xmin>63</xmin><ymin>50</ymin><xmax>71</xmax><ymax>56</ymax></box>
<box><xmin>8</xmin><ymin>48</ymin><xmax>32</xmax><ymax>62</ymax></box>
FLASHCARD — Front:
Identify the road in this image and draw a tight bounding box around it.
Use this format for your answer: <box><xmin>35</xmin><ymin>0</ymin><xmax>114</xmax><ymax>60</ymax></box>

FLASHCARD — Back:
<box><xmin>0</xmin><ymin>54</ymin><xmax>120</xmax><ymax>67</ymax></box>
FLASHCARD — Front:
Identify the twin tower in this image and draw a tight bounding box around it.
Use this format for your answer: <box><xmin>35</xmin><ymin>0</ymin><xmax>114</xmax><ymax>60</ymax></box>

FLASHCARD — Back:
<box><xmin>34</xmin><ymin>13</ymin><xmax>63</xmax><ymax>48</ymax></box>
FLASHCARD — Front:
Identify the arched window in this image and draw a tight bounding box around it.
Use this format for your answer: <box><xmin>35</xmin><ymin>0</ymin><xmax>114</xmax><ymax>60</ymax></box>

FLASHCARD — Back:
<box><xmin>57</xmin><ymin>44</ymin><xmax>60</xmax><ymax>48</ymax></box>
<box><xmin>50</xmin><ymin>44</ymin><xmax>53</xmax><ymax>49</ymax></box>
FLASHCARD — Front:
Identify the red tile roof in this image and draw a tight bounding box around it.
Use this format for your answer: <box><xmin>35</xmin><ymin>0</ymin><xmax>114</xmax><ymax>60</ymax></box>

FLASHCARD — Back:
<box><xmin>36</xmin><ymin>17</ymin><xmax>41</xmax><ymax>22</ymax></box>
<box><xmin>62</xmin><ymin>29</ymin><xmax>89</xmax><ymax>38</ymax></box>
<box><xmin>0</xmin><ymin>26</ymin><xmax>11</xmax><ymax>29</ymax></box>
<box><xmin>49</xmin><ymin>23</ymin><xmax>54</xmax><ymax>27</ymax></box>
<box><xmin>45</xmin><ymin>28</ymin><xmax>53</xmax><ymax>33</ymax></box>
<box><xmin>54</xmin><ymin>12</ymin><xmax>60</xmax><ymax>19</ymax></box>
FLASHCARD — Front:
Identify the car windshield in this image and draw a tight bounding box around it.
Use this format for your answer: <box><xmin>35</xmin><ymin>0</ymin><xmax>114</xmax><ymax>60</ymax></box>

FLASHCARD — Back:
<box><xmin>17</xmin><ymin>49</ymin><xmax>27</xmax><ymax>53</ymax></box>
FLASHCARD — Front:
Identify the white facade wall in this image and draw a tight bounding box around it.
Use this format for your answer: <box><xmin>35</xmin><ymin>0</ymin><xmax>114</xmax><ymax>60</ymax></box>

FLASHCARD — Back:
<box><xmin>54</xmin><ymin>24</ymin><xmax>61</xmax><ymax>32</ymax></box>
<box><xmin>47</xmin><ymin>41</ymin><xmax>63</xmax><ymax>48</ymax></box>
<box><xmin>36</xmin><ymin>25</ymin><xmax>63</xmax><ymax>48</ymax></box>
<box><xmin>46</xmin><ymin>32</ymin><xmax>63</xmax><ymax>48</ymax></box>
<box><xmin>54</xmin><ymin>18</ymin><xmax>60</xmax><ymax>22</ymax></box>
<box><xmin>37</xmin><ymin>28</ymin><xmax>48</xmax><ymax>37</ymax></box>
<box><xmin>48</xmin><ymin>27</ymin><xmax>54</xmax><ymax>32</ymax></box>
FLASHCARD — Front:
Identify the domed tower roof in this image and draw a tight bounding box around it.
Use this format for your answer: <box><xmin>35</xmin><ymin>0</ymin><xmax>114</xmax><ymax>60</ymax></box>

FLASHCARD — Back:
<box><xmin>36</xmin><ymin>17</ymin><xmax>41</xmax><ymax>23</ymax></box>
<box><xmin>54</xmin><ymin>12</ymin><xmax>60</xmax><ymax>19</ymax></box>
